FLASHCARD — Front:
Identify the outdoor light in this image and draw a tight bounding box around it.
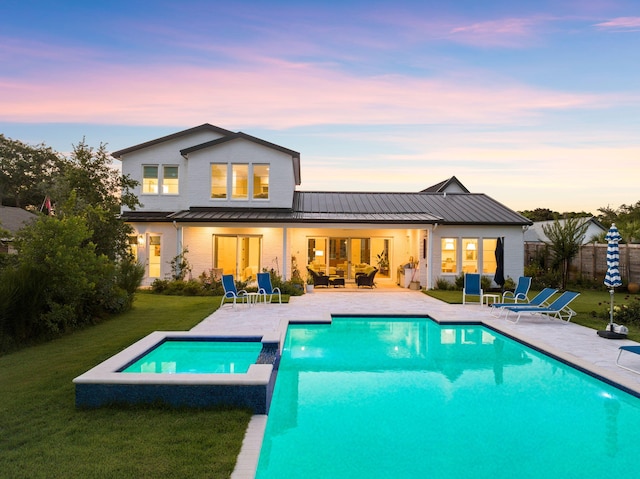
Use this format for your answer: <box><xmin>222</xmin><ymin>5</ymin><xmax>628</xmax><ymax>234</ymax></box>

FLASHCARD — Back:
<box><xmin>138</xmin><ymin>235</ymin><xmax>144</xmax><ymax>246</ymax></box>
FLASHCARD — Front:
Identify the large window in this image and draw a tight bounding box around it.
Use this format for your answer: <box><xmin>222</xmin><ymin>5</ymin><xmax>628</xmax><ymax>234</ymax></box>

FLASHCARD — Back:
<box><xmin>482</xmin><ymin>238</ymin><xmax>498</xmax><ymax>274</ymax></box>
<box><xmin>232</xmin><ymin>164</ymin><xmax>249</xmax><ymax>199</ymax></box>
<box><xmin>253</xmin><ymin>164</ymin><xmax>269</xmax><ymax>199</ymax></box>
<box><xmin>214</xmin><ymin>235</ymin><xmax>261</xmax><ymax>281</ymax></box>
<box><xmin>143</xmin><ymin>166</ymin><xmax>158</xmax><ymax>194</ymax></box>
<box><xmin>211</xmin><ymin>164</ymin><xmax>227</xmax><ymax>199</ymax></box>
<box><xmin>441</xmin><ymin>238</ymin><xmax>457</xmax><ymax>273</ymax></box>
<box><xmin>462</xmin><ymin>238</ymin><xmax>478</xmax><ymax>273</ymax></box>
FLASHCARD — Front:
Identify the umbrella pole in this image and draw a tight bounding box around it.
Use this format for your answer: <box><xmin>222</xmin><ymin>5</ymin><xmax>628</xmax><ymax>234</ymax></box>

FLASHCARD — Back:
<box><xmin>609</xmin><ymin>288</ymin><xmax>615</xmax><ymax>331</ymax></box>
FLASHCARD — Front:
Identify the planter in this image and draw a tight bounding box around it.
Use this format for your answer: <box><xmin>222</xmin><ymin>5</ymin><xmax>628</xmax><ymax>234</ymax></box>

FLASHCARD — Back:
<box><xmin>306</xmin><ymin>284</ymin><xmax>314</xmax><ymax>293</ymax></box>
<box><xmin>409</xmin><ymin>281</ymin><xmax>421</xmax><ymax>290</ymax></box>
<box><xmin>628</xmin><ymin>282</ymin><xmax>639</xmax><ymax>294</ymax></box>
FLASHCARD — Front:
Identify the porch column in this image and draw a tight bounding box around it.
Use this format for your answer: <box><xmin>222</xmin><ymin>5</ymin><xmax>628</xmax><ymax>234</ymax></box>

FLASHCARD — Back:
<box><xmin>282</xmin><ymin>226</ymin><xmax>288</xmax><ymax>280</ymax></box>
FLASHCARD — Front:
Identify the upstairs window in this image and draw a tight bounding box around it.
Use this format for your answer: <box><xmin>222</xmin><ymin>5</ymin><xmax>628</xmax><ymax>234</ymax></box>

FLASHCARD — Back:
<box><xmin>143</xmin><ymin>166</ymin><xmax>159</xmax><ymax>194</ymax></box>
<box><xmin>253</xmin><ymin>164</ymin><xmax>269</xmax><ymax>199</ymax></box>
<box><xmin>232</xmin><ymin>164</ymin><xmax>248</xmax><ymax>199</ymax></box>
<box><xmin>211</xmin><ymin>164</ymin><xmax>227</xmax><ymax>199</ymax></box>
<box><xmin>162</xmin><ymin>166</ymin><xmax>179</xmax><ymax>194</ymax></box>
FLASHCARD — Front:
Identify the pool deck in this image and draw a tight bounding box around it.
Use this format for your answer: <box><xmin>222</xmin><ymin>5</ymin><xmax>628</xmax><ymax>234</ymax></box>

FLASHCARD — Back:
<box><xmin>190</xmin><ymin>289</ymin><xmax>640</xmax><ymax>479</ymax></box>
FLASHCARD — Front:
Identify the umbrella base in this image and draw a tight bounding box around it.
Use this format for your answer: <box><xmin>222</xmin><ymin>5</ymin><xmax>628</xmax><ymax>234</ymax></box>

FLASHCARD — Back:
<box><xmin>597</xmin><ymin>330</ymin><xmax>627</xmax><ymax>340</ymax></box>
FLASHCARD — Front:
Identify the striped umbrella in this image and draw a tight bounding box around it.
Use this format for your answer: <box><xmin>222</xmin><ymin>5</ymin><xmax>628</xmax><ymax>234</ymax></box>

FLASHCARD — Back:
<box><xmin>604</xmin><ymin>223</ymin><xmax>623</xmax><ymax>330</ymax></box>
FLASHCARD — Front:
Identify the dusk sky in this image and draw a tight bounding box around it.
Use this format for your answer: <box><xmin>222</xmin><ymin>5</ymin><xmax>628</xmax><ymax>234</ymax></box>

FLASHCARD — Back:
<box><xmin>1</xmin><ymin>0</ymin><xmax>639</xmax><ymax>214</ymax></box>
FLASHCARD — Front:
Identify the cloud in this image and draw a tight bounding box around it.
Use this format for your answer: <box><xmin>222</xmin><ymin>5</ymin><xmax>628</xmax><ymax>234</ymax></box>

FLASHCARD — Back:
<box><xmin>448</xmin><ymin>17</ymin><xmax>544</xmax><ymax>47</ymax></box>
<box><xmin>594</xmin><ymin>17</ymin><xmax>640</xmax><ymax>31</ymax></box>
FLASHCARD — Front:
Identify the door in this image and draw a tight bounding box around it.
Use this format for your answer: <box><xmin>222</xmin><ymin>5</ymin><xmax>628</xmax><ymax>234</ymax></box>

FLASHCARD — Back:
<box><xmin>148</xmin><ymin>235</ymin><xmax>161</xmax><ymax>278</ymax></box>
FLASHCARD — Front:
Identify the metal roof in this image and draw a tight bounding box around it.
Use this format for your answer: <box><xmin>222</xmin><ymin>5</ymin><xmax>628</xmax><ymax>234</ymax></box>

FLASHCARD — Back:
<box><xmin>122</xmin><ymin>191</ymin><xmax>531</xmax><ymax>226</ymax></box>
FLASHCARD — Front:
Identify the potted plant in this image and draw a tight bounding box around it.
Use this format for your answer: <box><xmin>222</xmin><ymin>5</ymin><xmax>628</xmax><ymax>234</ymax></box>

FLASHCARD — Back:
<box><xmin>376</xmin><ymin>251</ymin><xmax>389</xmax><ymax>275</ymax></box>
<box><xmin>306</xmin><ymin>276</ymin><xmax>314</xmax><ymax>293</ymax></box>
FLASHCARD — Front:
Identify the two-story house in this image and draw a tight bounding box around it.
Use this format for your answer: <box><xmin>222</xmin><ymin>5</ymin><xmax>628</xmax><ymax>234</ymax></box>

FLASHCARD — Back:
<box><xmin>113</xmin><ymin>123</ymin><xmax>531</xmax><ymax>288</ymax></box>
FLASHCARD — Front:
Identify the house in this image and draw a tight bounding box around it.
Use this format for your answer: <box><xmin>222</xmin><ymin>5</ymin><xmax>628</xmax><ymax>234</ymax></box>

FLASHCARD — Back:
<box><xmin>0</xmin><ymin>206</ymin><xmax>37</xmax><ymax>253</ymax></box>
<box><xmin>524</xmin><ymin>217</ymin><xmax>607</xmax><ymax>245</ymax></box>
<box><xmin>112</xmin><ymin>124</ymin><xmax>532</xmax><ymax>288</ymax></box>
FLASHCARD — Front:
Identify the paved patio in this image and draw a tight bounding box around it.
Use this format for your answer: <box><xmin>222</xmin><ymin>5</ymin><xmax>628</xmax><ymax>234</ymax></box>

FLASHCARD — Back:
<box><xmin>191</xmin><ymin>289</ymin><xmax>640</xmax><ymax>479</ymax></box>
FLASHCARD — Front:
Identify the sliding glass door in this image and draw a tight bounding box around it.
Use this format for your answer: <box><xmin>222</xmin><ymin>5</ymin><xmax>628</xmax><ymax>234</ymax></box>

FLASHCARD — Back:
<box><xmin>214</xmin><ymin>235</ymin><xmax>261</xmax><ymax>282</ymax></box>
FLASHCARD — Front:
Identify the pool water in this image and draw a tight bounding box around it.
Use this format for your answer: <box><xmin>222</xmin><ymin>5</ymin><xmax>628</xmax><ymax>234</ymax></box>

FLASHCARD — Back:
<box><xmin>121</xmin><ymin>339</ymin><xmax>262</xmax><ymax>374</ymax></box>
<box><xmin>256</xmin><ymin>317</ymin><xmax>640</xmax><ymax>478</ymax></box>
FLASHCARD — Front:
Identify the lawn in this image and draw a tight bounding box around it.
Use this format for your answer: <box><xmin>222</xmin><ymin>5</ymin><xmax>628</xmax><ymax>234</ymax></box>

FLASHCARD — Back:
<box><xmin>0</xmin><ymin>294</ymin><xmax>251</xmax><ymax>479</ymax></box>
<box><xmin>425</xmin><ymin>289</ymin><xmax>640</xmax><ymax>342</ymax></box>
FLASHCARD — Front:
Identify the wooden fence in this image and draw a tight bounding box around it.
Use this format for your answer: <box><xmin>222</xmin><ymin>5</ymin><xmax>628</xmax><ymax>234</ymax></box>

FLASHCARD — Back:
<box><xmin>524</xmin><ymin>242</ymin><xmax>640</xmax><ymax>284</ymax></box>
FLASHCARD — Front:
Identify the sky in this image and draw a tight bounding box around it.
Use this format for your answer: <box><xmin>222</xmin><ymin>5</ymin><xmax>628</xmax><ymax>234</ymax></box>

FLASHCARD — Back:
<box><xmin>1</xmin><ymin>0</ymin><xmax>639</xmax><ymax>215</ymax></box>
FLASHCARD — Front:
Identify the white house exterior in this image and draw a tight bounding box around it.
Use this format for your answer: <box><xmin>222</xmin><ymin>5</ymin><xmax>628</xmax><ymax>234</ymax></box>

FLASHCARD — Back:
<box><xmin>113</xmin><ymin>124</ymin><xmax>531</xmax><ymax>288</ymax></box>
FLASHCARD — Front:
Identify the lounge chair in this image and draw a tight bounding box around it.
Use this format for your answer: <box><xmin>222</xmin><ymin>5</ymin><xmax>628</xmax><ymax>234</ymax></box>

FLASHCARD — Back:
<box><xmin>257</xmin><ymin>272</ymin><xmax>282</xmax><ymax>304</ymax></box>
<box><xmin>616</xmin><ymin>346</ymin><xmax>640</xmax><ymax>374</ymax></box>
<box><xmin>462</xmin><ymin>273</ymin><xmax>483</xmax><ymax>305</ymax></box>
<box><xmin>502</xmin><ymin>276</ymin><xmax>531</xmax><ymax>303</ymax></box>
<box><xmin>503</xmin><ymin>291</ymin><xmax>580</xmax><ymax>324</ymax></box>
<box><xmin>307</xmin><ymin>267</ymin><xmax>330</xmax><ymax>287</ymax></box>
<box><xmin>490</xmin><ymin>288</ymin><xmax>557</xmax><ymax>317</ymax></box>
<box><xmin>356</xmin><ymin>268</ymin><xmax>378</xmax><ymax>288</ymax></box>
<box><xmin>221</xmin><ymin>274</ymin><xmax>248</xmax><ymax>307</ymax></box>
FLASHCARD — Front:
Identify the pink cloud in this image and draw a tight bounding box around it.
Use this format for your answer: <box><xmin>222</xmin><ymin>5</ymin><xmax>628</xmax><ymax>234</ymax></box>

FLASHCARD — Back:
<box><xmin>0</xmin><ymin>59</ymin><xmax>600</xmax><ymax>129</ymax></box>
<box><xmin>594</xmin><ymin>17</ymin><xmax>640</xmax><ymax>30</ymax></box>
<box><xmin>448</xmin><ymin>17</ymin><xmax>545</xmax><ymax>47</ymax></box>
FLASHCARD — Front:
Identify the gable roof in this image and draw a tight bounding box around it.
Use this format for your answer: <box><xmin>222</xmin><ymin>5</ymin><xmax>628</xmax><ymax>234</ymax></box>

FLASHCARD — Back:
<box><xmin>111</xmin><ymin>123</ymin><xmax>302</xmax><ymax>186</ymax></box>
<box><xmin>421</xmin><ymin>176</ymin><xmax>469</xmax><ymax>193</ymax></box>
<box><xmin>131</xmin><ymin>191</ymin><xmax>531</xmax><ymax>226</ymax></box>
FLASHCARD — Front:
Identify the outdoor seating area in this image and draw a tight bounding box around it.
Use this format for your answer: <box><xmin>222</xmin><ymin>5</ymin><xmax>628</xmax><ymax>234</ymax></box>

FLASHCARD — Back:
<box><xmin>356</xmin><ymin>267</ymin><xmax>378</xmax><ymax>288</ymax></box>
<box><xmin>501</xmin><ymin>290</ymin><xmax>581</xmax><ymax>324</ymax></box>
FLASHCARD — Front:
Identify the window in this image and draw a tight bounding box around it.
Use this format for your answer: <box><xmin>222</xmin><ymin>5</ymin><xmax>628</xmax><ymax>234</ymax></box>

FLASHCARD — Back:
<box><xmin>253</xmin><ymin>164</ymin><xmax>269</xmax><ymax>199</ymax></box>
<box><xmin>482</xmin><ymin>238</ymin><xmax>498</xmax><ymax>274</ymax></box>
<box><xmin>211</xmin><ymin>164</ymin><xmax>227</xmax><ymax>199</ymax></box>
<box><xmin>143</xmin><ymin>166</ymin><xmax>158</xmax><ymax>194</ymax></box>
<box><xmin>162</xmin><ymin>166</ymin><xmax>179</xmax><ymax>194</ymax></box>
<box><xmin>462</xmin><ymin>238</ymin><xmax>478</xmax><ymax>273</ymax></box>
<box><xmin>232</xmin><ymin>164</ymin><xmax>248</xmax><ymax>199</ymax></box>
<box><xmin>441</xmin><ymin>238</ymin><xmax>457</xmax><ymax>273</ymax></box>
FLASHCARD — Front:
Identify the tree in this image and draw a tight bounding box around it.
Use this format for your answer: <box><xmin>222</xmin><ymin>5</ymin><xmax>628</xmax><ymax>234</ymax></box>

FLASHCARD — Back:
<box><xmin>53</xmin><ymin>139</ymin><xmax>140</xmax><ymax>260</ymax></box>
<box><xmin>0</xmin><ymin>134</ymin><xmax>62</xmax><ymax>209</ymax></box>
<box><xmin>542</xmin><ymin>217</ymin><xmax>589</xmax><ymax>289</ymax></box>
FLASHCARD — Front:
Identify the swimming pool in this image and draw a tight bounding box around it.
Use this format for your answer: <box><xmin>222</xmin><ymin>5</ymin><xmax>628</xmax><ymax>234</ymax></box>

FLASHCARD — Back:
<box><xmin>256</xmin><ymin>316</ymin><xmax>640</xmax><ymax>478</ymax></box>
<box><xmin>121</xmin><ymin>339</ymin><xmax>263</xmax><ymax>374</ymax></box>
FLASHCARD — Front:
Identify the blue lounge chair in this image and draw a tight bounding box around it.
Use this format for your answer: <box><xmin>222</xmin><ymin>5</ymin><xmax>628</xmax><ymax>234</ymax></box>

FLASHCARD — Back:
<box><xmin>221</xmin><ymin>274</ymin><xmax>248</xmax><ymax>307</ymax></box>
<box><xmin>503</xmin><ymin>291</ymin><xmax>580</xmax><ymax>324</ymax></box>
<box><xmin>257</xmin><ymin>272</ymin><xmax>282</xmax><ymax>304</ymax></box>
<box><xmin>490</xmin><ymin>288</ymin><xmax>557</xmax><ymax>317</ymax></box>
<box><xmin>502</xmin><ymin>276</ymin><xmax>531</xmax><ymax>303</ymax></box>
<box><xmin>616</xmin><ymin>346</ymin><xmax>640</xmax><ymax>374</ymax></box>
<box><xmin>463</xmin><ymin>273</ymin><xmax>483</xmax><ymax>305</ymax></box>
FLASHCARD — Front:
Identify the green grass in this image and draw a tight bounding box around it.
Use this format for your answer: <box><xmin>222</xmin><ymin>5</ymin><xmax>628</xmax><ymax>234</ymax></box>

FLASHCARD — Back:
<box><xmin>425</xmin><ymin>289</ymin><xmax>640</xmax><ymax>342</ymax></box>
<box><xmin>0</xmin><ymin>294</ymin><xmax>252</xmax><ymax>479</ymax></box>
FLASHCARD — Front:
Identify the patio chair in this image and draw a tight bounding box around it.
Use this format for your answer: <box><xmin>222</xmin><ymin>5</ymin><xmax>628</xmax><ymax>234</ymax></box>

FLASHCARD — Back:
<box><xmin>490</xmin><ymin>288</ymin><xmax>557</xmax><ymax>317</ymax></box>
<box><xmin>503</xmin><ymin>291</ymin><xmax>580</xmax><ymax>324</ymax></box>
<box><xmin>221</xmin><ymin>274</ymin><xmax>248</xmax><ymax>307</ymax></box>
<box><xmin>462</xmin><ymin>273</ymin><xmax>483</xmax><ymax>305</ymax></box>
<box><xmin>257</xmin><ymin>272</ymin><xmax>282</xmax><ymax>304</ymax></box>
<box><xmin>502</xmin><ymin>276</ymin><xmax>532</xmax><ymax>303</ymax></box>
<box><xmin>307</xmin><ymin>267</ymin><xmax>330</xmax><ymax>287</ymax></box>
<box><xmin>356</xmin><ymin>268</ymin><xmax>378</xmax><ymax>288</ymax></box>
<box><xmin>616</xmin><ymin>346</ymin><xmax>640</xmax><ymax>374</ymax></box>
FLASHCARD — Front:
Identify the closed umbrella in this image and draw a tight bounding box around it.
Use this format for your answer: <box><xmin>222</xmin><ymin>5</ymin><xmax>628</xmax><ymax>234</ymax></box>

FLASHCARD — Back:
<box><xmin>604</xmin><ymin>224</ymin><xmax>623</xmax><ymax>331</ymax></box>
<box><xmin>494</xmin><ymin>237</ymin><xmax>505</xmax><ymax>291</ymax></box>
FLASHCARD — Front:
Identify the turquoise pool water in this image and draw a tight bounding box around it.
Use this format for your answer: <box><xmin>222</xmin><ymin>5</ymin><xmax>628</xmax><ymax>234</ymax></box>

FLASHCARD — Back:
<box><xmin>256</xmin><ymin>317</ymin><xmax>640</xmax><ymax>478</ymax></box>
<box><xmin>121</xmin><ymin>340</ymin><xmax>262</xmax><ymax>374</ymax></box>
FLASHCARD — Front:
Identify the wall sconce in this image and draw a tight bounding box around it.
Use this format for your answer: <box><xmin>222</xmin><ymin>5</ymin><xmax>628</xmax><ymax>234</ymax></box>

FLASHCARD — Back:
<box><xmin>137</xmin><ymin>235</ymin><xmax>144</xmax><ymax>246</ymax></box>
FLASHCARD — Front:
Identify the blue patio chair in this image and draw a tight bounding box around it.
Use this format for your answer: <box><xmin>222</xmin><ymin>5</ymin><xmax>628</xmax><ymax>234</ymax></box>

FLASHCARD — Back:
<box><xmin>503</xmin><ymin>291</ymin><xmax>580</xmax><ymax>324</ymax></box>
<box><xmin>221</xmin><ymin>274</ymin><xmax>248</xmax><ymax>307</ymax></box>
<box><xmin>502</xmin><ymin>276</ymin><xmax>532</xmax><ymax>303</ymax></box>
<box><xmin>462</xmin><ymin>273</ymin><xmax>483</xmax><ymax>305</ymax></box>
<box><xmin>490</xmin><ymin>288</ymin><xmax>557</xmax><ymax>317</ymax></box>
<box><xmin>257</xmin><ymin>272</ymin><xmax>282</xmax><ymax>304</ymax></box>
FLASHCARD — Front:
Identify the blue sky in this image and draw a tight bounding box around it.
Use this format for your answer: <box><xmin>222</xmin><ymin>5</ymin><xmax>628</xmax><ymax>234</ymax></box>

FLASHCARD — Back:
<box><xmin>1</xmin><ymin>0</ymin><xmax>639</xmax><ymax>214</ymax></box>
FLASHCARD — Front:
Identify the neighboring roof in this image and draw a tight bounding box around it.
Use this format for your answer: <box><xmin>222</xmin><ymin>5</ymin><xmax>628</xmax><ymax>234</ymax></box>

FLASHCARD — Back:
<box><xmin>111</xmin><ymin>123</ymin><xmax>302</xmax><ymax>186</ymax></box>
<box><xmin>524</xmin><ymin>217</ymin><xmax>606</xmax><ymax>244</ymax></box>
<box><xmin>421</xmin><ymin>176</ymin><xmax>470</xmax><ymax>193</ymax></box>
<box><xmin>0</xmin><ymin>206</ymin><xmax>37</xmax><ymax>235</ymax></box>
<box><xmin>124</xmin><ymin>191</ymin><xmax>531</xmax><ymax>226</ymax></box>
